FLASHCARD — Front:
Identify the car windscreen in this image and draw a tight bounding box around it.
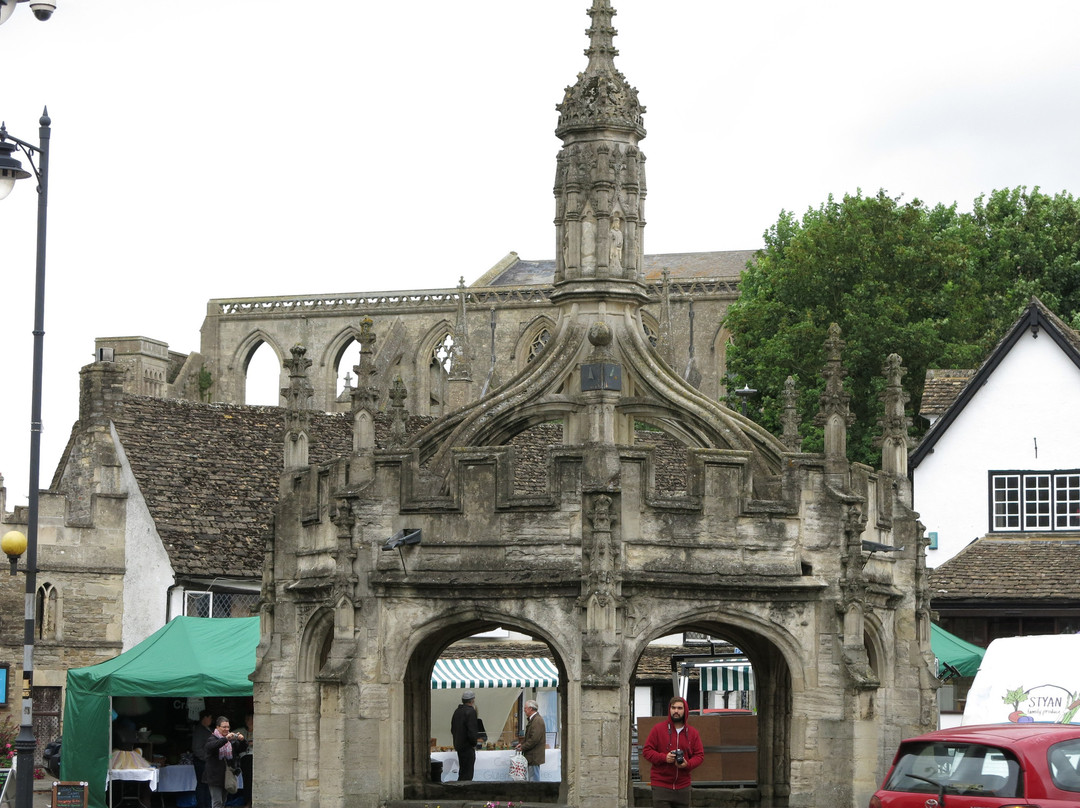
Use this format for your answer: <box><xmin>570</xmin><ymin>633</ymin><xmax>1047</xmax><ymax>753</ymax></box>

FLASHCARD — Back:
<box><xmin>883</xmin><ymin>741</ymin><xmax>1022</xmax><ymax>799</ymax></box>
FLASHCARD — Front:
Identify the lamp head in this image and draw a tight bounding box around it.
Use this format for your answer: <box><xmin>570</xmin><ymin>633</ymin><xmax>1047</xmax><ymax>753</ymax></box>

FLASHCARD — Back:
<box><xmin>1</xmin><ymin>529</ymin><xmax>27</xmax><ymax>575</ymax></box>
<box><xmin>0</xmin><ymin>138</ymin><xmax>31</xmax><ymax>201</ymax></box>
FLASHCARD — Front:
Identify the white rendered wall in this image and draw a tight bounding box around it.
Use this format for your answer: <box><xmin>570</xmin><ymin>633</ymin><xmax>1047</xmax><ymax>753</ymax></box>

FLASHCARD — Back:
<box><xmin>914</xmin><ymin>331</ymin><xmax>1080</xmax><ymax>567</ymax></box>
<box><xmin>113</xmin><ymin>423</ymin><xmax>176</xmax><ymax>649</ymax></box>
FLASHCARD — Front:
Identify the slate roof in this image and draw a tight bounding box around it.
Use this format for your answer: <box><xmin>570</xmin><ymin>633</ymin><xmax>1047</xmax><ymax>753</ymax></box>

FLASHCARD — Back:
<box><xmin>929</xmin><ymin>537</ymin><xmax>1080</xmax><ymax>603</ymax></box>
<box><xmin>482</xmin><ymin>251</ymin><xmax>755</xmax><ymax>287</ymax></box>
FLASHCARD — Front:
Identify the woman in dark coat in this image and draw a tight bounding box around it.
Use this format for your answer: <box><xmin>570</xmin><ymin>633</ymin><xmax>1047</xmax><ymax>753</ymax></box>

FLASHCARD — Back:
<box><xmin>204</xmin><ymin>716</ymin><xmax>247</xmax><ymax>808</ymax></box>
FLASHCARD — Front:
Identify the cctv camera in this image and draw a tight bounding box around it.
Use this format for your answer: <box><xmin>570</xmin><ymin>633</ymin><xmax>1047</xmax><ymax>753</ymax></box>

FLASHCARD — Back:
<box><xmin>29</xmin><ymin>1</ymin><xmax>55</xmax><ymax>21</ymax></box>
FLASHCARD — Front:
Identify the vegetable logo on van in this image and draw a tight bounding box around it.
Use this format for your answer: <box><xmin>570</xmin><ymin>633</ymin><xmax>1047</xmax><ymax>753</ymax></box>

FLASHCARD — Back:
<box><xmin>1002</xmin><ymin>684</ymin><xmax>1080</xmax><ymax>724</ymax></box>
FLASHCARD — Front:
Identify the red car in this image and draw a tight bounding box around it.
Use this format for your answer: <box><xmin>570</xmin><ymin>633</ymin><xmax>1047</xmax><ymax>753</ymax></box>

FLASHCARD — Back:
<box><xmin>870</xmin><ymin>723</ymin><xmax>1080</xmax><ymax>807</ymax></box>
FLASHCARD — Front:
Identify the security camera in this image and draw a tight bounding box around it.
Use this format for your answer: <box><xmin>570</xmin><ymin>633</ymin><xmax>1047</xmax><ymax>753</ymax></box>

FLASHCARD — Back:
<box><xmin>29</xmin><ymin>1</ymin><xmax>56</xmax><ymax>21</ymax></box>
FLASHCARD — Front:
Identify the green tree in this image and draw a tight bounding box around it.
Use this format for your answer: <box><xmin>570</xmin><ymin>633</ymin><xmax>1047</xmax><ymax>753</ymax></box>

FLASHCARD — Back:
<box><xmin>723</xmin><ymin>187</ymin><xmax>1080</xmax><ymax>466</ymax></box>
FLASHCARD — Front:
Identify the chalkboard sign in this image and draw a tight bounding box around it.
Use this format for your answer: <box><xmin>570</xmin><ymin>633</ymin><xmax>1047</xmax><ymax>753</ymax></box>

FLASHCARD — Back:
<box><xmin>51</xmin><ymin>781</ymin><xmax>88</xmax><ymax>808</ymax></box>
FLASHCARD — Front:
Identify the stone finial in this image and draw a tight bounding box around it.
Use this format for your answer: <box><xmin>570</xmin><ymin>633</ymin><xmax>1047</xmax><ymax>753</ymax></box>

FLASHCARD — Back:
<box><xmin>555</xmin><ymin>0</ymin><xmax>645</xmax><ymax>137</ymax></box>
<box><xmin>387</xmin><ymin>376</ymin><xmax>409</xmax><ymax>448</ymax></box>
<box><xmin>350</xmin><ymin>318</ymin><xmax>380</xmax><ymax>416</ymax></box>
<box><xmin>283</xmin><ymin>345</ymin><xmax>314</xmax><ymax>469</ymax></box>
<box><xmin>814</xmin><ymin>323</ymin><xmax>854</xmax><ymax>461</ymax></box>
<box><xmin>875</xmin><ymin>353</ymin><xmax>913</xmax><ymax>474</ymax></box>
<box><xmin>659</xmin><ymin>268</ymin><xmax>673</xmax><ymax>366</ymax></box>
<box><xmin>780</xmin><ymin>376</ymin><xmax>803</xmax><ymax>451</ymax></box>
<box><xmin>448</xmin><ymin>277</ymin><xmax>472</xmax><ymax>382</ymax></box>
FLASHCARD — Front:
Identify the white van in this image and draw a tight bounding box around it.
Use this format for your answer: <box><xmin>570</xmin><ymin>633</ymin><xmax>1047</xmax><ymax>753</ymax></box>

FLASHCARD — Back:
<box><xmin>962</xmin><ymin>634</ymin><xmax>1080</xmax><ymax>725</ymax></box>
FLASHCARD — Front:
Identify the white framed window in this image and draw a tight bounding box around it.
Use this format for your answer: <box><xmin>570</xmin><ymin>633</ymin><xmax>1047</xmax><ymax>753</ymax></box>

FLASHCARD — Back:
<box><xmin>991</xmin><ymin>474</ymin><xmax>1021</xmax><ymax>531</ymax></box>
<box><xmin>1056</xmin><ymin>473</ymin><xmax>1080</xmax><ymax>529</ymax></box>
<box><xmin>990</xmin><ymin>470</ymin><xmax>1080</xmax><ymax>533</ymax></box>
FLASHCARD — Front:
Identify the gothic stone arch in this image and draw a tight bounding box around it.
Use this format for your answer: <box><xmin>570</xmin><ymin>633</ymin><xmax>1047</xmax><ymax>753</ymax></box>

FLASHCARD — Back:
<box><xmin>258</xmin><ymin>423</ymin><xmax>932</xmax><ymax>808</ymax></box>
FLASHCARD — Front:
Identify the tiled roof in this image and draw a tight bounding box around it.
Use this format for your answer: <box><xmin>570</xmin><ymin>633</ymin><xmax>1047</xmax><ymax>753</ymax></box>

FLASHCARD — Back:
<box><xmin>110</xmin><ymin>396</ymin><xmax>431</xmax><ymax>579</ymax></box>
<box><xmin>484</xmin><ymin>251</ymin><xmax>755</xmax><ymax>287</ymax></box>
<box><xmin>919</xmin><ymin>369</ymin><xmax>974</xmax><ymax>419</ymax></box>
<box><xmin>930</xmin><ymin>537</ymin><xmax>1080</xmax><ymax>602</ymax></box>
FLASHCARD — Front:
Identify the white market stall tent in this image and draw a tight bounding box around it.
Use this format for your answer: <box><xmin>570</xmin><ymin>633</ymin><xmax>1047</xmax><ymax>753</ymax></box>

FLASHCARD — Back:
<box><xmin>431</xmin><ymin>657</ymin><xmax>558</xmax><ymax>689</ymax></box>
<box><xmin>698</xmin><ymin>660</ymin><xmax>756</xmax><ymax>711</ymax></box>
<box><xmin>430</xmin><ymin>657</ymin><xmax>559</xmax><ymax>751</ymax></box>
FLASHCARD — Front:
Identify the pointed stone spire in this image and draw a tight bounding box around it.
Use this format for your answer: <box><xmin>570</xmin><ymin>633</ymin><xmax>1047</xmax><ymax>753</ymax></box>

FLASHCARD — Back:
<box><xmin>447</xmin><ymin>277</ymin><xmax>474</xmax><ymax>411</ymax></box>
<box><xmin>683</xmin><ymin>298</ymin><xmax>702</xmax><ymax>389</ymax></box>
<box><xmin>553</xmin><ymin>0</ymin><xmax>648</xmax><ymax>291</ymax></box>
<box><xmin>387</xmin><ymin>376</ymin><xmax>409</xmax><ymax>449</ymax></box>
<box><xmin>658</xmin><ymin>268</ymin><xmax>673</xmax><ymax>366</ymax></box>
<box><xmin>875</xmin><ymin>353</ymin><xmax>913</xmax><ymax>475</ymax></box>
<box><xmin>351</xmin><ymin>318</ymin><xmax>380</xmax><ymax>451</ymax></box>
<box><xmin>780</xmin><ymin>376</ymin><xmax>803</xmax><ymax>452</ymax></box>
<box><xmin>282</xmin><ymin>344</ymin><xmax>314</xmax><ymax>469</ymax></box>
<box><xmin>448</xmin><ymin>277</ymin><xmax>472</xmax><ymax>382</ymax></box>
<box><xmin>481</xmin><ymin>306</ymin><xmax>501</xmax><ymax>397</ymax></box>
<box><xmin>556</xmin><ymin>0</ymin><xmax>646</xmax><ymax>138</ymax></box>
<box><xmin>814</xmin><ymin>323</ymin><xmax>854</xmax><ymax>464</ymax></box>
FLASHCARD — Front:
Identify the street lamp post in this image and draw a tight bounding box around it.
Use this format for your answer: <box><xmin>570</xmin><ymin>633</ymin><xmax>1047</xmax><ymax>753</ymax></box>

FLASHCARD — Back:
<box><xmin>0</xmin><ymin>108</ymin><xmax>51</xmax><ymax>808</ymax></box>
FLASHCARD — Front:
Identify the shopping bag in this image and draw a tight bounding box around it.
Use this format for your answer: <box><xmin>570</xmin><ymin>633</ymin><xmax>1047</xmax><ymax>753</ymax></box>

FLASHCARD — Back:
<box><xmin>509</xmin><ymin>752</ymin><xmax>528</xmax><ymax>782</ymax></box>
<box><xmin>224</xmin><ymin>765</ymin><xmax>240</xmax><ymax>794</ymax></box>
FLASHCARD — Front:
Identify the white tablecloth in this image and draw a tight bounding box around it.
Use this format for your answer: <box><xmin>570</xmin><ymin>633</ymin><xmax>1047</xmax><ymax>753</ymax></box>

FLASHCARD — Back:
<box><xmin>431</xmin><ymin>749</ymin><xmax>561</xmax><ymax>782</ymax></box>
<box><xmin>108</xmin><ymin>768</ymin><xmax>159</xmax><ymax>791</ymax></box>
<box><xmin>156</xmin><ymin>764</ymin><xmax>197</xmax><ymax>792</ymax></box>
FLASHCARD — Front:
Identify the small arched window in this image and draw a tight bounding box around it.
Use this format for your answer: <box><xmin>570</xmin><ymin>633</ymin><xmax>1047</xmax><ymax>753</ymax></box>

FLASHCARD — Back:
<box><xmin>642</xmin><ymin>321</ymin><xmax>658</xmax><ymax>347</ymax></box>
<box><xmin>36</xmin><ymin>582</ymin><xmax>58</xmax><ymax>640</ymax></box>
<box><xmin>528</xmin><ymin>329</ymin><xmax>551</xmax><ymax>362</ymax></box>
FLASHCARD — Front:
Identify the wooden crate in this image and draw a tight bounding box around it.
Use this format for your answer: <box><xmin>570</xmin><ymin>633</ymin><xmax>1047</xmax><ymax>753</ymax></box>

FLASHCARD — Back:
<box><xmin>636</xmin><ymin>714</ymin><xmax>757</xmax><ymax>785</ymax></box>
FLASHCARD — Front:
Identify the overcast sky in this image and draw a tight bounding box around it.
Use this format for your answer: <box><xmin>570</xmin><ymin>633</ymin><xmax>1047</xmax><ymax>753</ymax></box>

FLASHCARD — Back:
<box><xmin>2</xmin><ymin>0</ymin><xmax>1080</xmax><ymax>508</ymax></box>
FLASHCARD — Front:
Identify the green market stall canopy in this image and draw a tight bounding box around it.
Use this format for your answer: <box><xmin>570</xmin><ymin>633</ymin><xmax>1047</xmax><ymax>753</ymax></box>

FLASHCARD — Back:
<box><xmin>931</xmin><ymin>622</ymin><xmax>986</xmax><ymax>677</ymax></box>
<box><xmin>62</xmin><ymin>617</ymin><xmax>259</xmax><ymax>808</ymax></box>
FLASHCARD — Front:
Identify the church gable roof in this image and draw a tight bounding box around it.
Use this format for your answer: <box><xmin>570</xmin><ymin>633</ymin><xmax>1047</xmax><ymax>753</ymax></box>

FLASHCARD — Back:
<box><xmin>911</xmin><ymin>298</ymin><xmax>1080</xmax><ymax>468</ymax></box>
<box><xmin>479</xmin><ymin>250</ymin><xmax>754</xmax><ymax>287</ymax></box>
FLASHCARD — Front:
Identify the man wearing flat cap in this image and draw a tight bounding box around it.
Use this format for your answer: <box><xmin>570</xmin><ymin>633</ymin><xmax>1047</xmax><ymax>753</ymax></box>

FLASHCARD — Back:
<box><xmin>451</xmin><ymin>691</ymin><xmax>480</xmax><ymax>781</ymax></box>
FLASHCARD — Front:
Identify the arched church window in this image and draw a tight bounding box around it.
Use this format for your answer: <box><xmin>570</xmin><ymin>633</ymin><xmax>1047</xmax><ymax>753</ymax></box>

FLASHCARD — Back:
<box><xmin>318</xmin><ymin>630</ymin><xmax>333</xmax><ymax>674</ymax></box>
<box><xmin>431</xmin><ymin>333</ymin><xmax>454</xmax><ymax>373</ymax></box>
<box><xmin>336</xmin><ymin>338</ymin><xmax>360</xmax><ymax>398</ymax></box>
<box><xmin>36</xmin><ymin>582</ymin><xmax>57</xmax><ymax>640</ymax></box>
<box><xmin>528</xmin><ymin>329</ymin><xmax>551</xmax><ymax>362</ymax></box>
<box><xmin>642</xmin><ymin>321</ymin><xmax>658</xmax><ymax>347</ymax></box>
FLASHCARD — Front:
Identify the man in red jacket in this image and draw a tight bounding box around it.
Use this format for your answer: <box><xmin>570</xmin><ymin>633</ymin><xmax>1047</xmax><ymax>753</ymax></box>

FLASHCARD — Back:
<box><xmin>641</xmin><ymin>697</ymin><xmax>705</xmax><ymax>806</ymax></box>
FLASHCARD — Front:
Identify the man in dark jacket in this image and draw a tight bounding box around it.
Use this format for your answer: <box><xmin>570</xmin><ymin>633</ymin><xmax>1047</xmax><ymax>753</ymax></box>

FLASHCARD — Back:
<box><xmin>641</xmin><ymin>697</ymin><xmax>704</xmax><ymax>807</ymax></box>
<box><xmin>450</xmin><ymin>691</ymin><xmax>480</xmax><ymax>781</ymax></box>
<box><xmin>191</xmin><ymin>709</ymin><xmax>215</xmax><ymax>808</ymax></box>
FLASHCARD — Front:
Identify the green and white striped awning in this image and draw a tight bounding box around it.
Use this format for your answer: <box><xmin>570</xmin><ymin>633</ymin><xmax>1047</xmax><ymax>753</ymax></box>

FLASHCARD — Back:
<box><xmin>698</xmin><ymin>663</ymin><xmax>754</xmax><ymax>692</ymax></box>
<box><xmin>431</xmin><ymin>658</ymin><xmax>559</xmax><ymax>690</ymax></box>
